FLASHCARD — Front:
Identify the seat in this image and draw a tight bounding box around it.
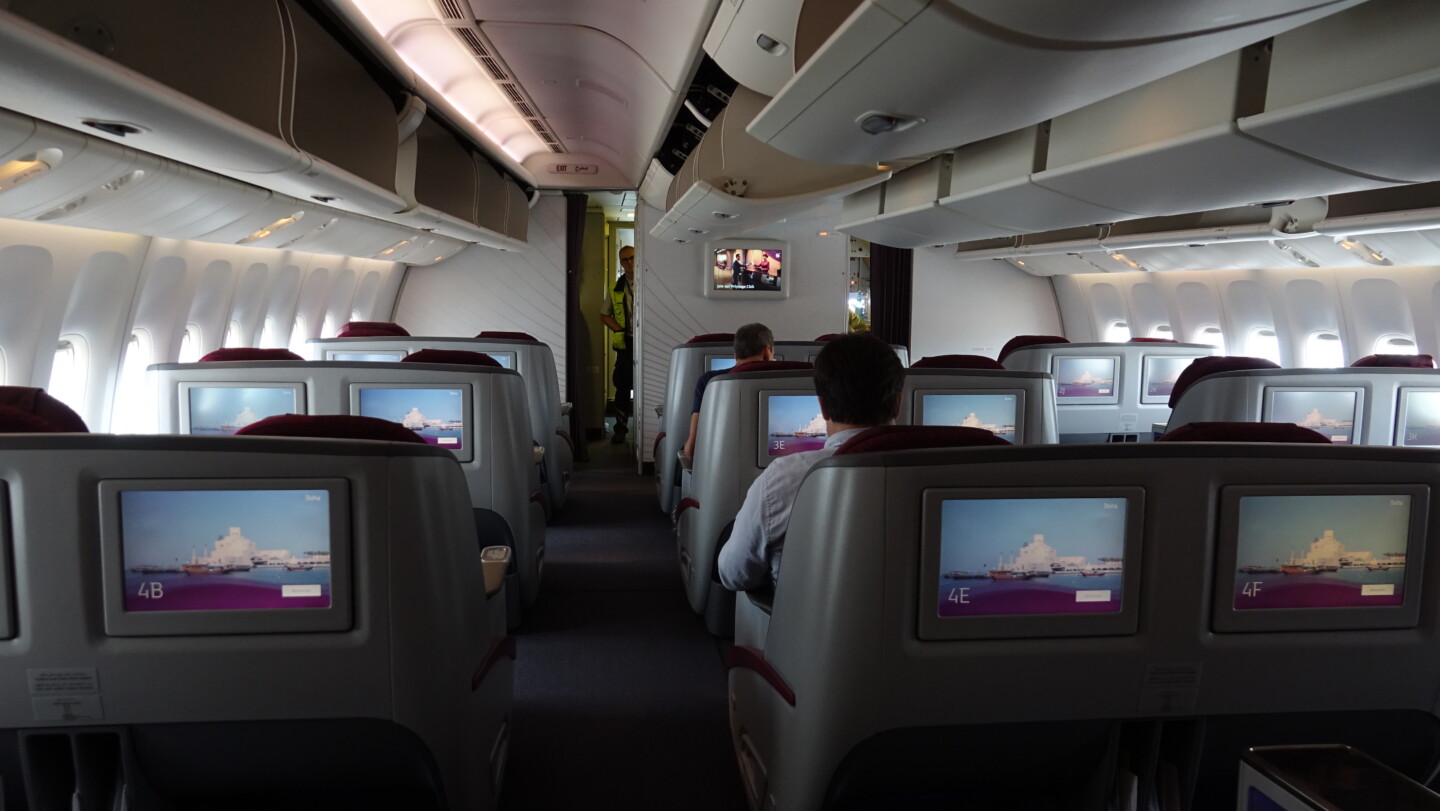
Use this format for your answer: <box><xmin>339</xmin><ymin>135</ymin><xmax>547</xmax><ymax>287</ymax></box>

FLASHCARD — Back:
<box><xmin>198</xmin><ymin>348</ymin><xmax>304</xmax><ymax>362</ymax></box>
<box><xmin>0</xmin><ymin>386</ymin><xmax>88</xmax><ymax>432</ymax></box>
<box><xmin>909</xmin><ymin>354</ymin><xmax>1006</xmax><ymax>370</ymax></box>
<box><xmin>0</xmin><ymin>432</ymin><xmax>513</xmax><ymax>809</ymax></box>
<box><xmin>1157</xmin><ymin>421</ymin><xmax>1332</xmax><ymax>443</ymax></box>
<box><xmin>997</xmin><ymin>334</ymin><xmax>1069</xmax><ymax>363</ymax></box>
<box><xmin>475</xmin><ymin>330</ymin><xmax>537</xmax><ymax>342</ymax></box>
<box><xmin>726</xmin><ymin>441</ymin><xmax>1440</xmax><ymax>810</ymax></box>
<box><xmin>1352</xmin><ymin>353</ymin><xmax>1437</xmax><ymax>368</ymax></box>
<box><xmin>403</xmin><ymin>348</ymin><xmax>503</xmax><ymax>368</ymax></box>
<box><xmin>1166</xmin><ymin>356</ymin><xmax>1281</xmax><ymax>409</ymax></box>
<box><xmin>901</xmin><ymin>366</ymin><xmax>1060</xmax><ymax>443</ymax></box>
<box><xmin>657</xmin><ymin>334</ymin><xmax>739</xmax><ymax>515</ymax></box>
<box><xmin>235</xmin><ymin>413</ymin><xmax>428</xmax><ymax>443</ymax></box>
<box><xmin>337</xmin><ymin>321</ymin><xmax>411</xmax><ymax>338</ymax></box>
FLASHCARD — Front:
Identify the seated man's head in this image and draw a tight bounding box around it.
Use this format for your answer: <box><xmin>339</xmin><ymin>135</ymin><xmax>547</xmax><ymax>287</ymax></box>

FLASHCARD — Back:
<box><xmin>734</xmin><ymin>322</ymin><xmax>775</xmax><ymax>363</ymax></box>
<box><xmin>815</xmin><ymin>332</ymin><xmax>904</xmax><ymax>429</ymax></box>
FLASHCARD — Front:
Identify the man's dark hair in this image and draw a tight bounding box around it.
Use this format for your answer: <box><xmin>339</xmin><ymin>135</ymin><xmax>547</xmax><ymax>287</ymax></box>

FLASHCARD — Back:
<box><xmin>734</xmin><ymin>323</ymin><xmax>774</xmax><ymax>359</ymax></box>
<box><xmin>814</xmin><ymin>332</ymin><xmax>904</xmax><ymax>426</ymax></box>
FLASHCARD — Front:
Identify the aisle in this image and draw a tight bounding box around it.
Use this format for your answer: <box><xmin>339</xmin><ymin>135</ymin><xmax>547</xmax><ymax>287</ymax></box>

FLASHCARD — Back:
<box><xmin>498</xmin><ymin>439</ymin><xmax>748</xmax><ymax>810</ymax></box>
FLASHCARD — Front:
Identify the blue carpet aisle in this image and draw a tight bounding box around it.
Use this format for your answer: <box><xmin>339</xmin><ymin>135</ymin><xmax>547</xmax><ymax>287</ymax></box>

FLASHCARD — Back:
<box><xmin>498</xmin><ymin>437</ymin><xmax>749</xmax><ymax>810</ymax></box>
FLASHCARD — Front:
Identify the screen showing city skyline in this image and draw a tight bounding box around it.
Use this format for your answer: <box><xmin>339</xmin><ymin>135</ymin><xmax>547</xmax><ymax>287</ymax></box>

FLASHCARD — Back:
<box><xmin>356</xmin><ymin>387</ymin><xmax>465</xmax><ymax>451</ymax></box>
<box><xmin>186</xmin><ymin>386</ymin><xmax>299</xmax><ymax>435</ymax></box>
<box><xmin>1055</xmin><ymin>357</ymin><xmax>1118</xmax><ymax>401</ymax></box>
<box><xmin>1267</xmin><ymin>390</ymin><xmax>1358</xmax><ymax>444</ymax></box>
<box><xmin>919</xmin><ymin>393</ymin><xmax>1018</xmax><ymax>440</ymax></box>
<box><xmin>1400</xmin><ymin>390</ymin><xmax>1440</xmax><ymax>447</ymax></box>
<box><xmin>765</xmin><ymin>394</ymin><xmax>825</xmax><ymax>457</ymax></box>
<box><xmin>1143</xmin><ymin>356</ymin><xmax>1200</xmax><ymax>402</ymax></box>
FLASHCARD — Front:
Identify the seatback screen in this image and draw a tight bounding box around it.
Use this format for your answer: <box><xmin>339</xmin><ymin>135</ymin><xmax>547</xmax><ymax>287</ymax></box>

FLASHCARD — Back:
<box><xmin>186</xmin><ymin>386</ymin><xmax>299</xmax><ymax>435</ymax></box>
<box><xmin>1231</xmin><ymin>494</ymin><xmax>1409</xmax><ymax>610</ymax></box>
<box><xmin>1399</xmin><ymin>390</ymin><xmax>1440</xmax><ymax>447</ymax></box>
<box><xmin>356</xmin><ymin>387</ymin><xmax>465</xmax><ymax>451</ymax></box>
<box><xmin>766</xmin><ymin>394</ymin><xmax>825</xmax><ymax>457</ymax></box>
<box><xmin>1267</xmin><ymin>390</ymin><xmax>1358</xmax><ymax>444</ymax></box>
<box><xmin>936</xmin><ymin>497</ymin><xmax>1128</xmax><ymax>617</ymax></box>
<box><xmin>1054</xmin><ymin>357</ymin><xmax>1118</xmax><ymax>403</ymax></box>
<box><xmin>487</xmin><ymin>352</ymin><xmax>515</xmax><ymax>369</ymax></box>
<box><xmin>120</xmin><ymin>489</ymin><xmax>332</xmax><ymax>612</ymax></box>
<box><xmin>1142</xmin><ymin>356</ymin><xmax>1200</xmax><ymax>403</ymax></box>
<box><xmin>708</xmin><ymin>357</ymin><xmax>737</xmax><ymax>372</ymax></box>
<box><xmin>919</xmin><ymin>393</ymin><xmax>1018</xmax><ymax>440</ymax></box>
<box><xmin>328</xmin><ymin>351</ymin><xmax>405</xmax><ymax>362</ymax></box>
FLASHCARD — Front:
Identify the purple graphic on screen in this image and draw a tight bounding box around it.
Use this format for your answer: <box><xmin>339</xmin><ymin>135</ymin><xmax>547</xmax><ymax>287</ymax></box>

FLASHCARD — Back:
<box><xmin>920</xmin><ymin>394</ymin><xmax>1017</xmax><ymax>439</ymax></box>
<box><xmin>357</xmin><ymin>387</ymin><xmax>465</xmax><ymax>450</ymax></box>
<box><xmin>767</xmin><ymin>394</ymin><xmax>826</xmax><ymax>456</ymax></box>
<box><xmin>1232</xmin><ymin>494</ymin><xmax>1409</xmax><ymax>610</ymax></box>
<box><xmin>329</xmin><ymin>352</ymin><xmax>404</xmax><ymax>362</ymax></box>
<box><xmin>1144</xmin><ymin>357</ymin><xmax>1198</xmax><ymax>399</ymax></box>
<box><xmin>120</xmin><ymin>489</ymin><xmax>333</xmax><ymax>613</ymax></box>
<box><xmin>1401</xmin><ymin>391</ymin><xmax>1440</xmax><ymax>447</ymax></box>
<box><xmin>187</xmin><ymin>387</ymin><xmax>297</xmax><ymax>435</ymax></box>
<box><xmin>1055</xmin><ymin>358</ymin><xmax>1116</xmax><ymax>398</ymax></box>
<box><xmin>1268</xmin><ymin>390</ymin><xmax>1356</xmax><ymax>444</ymax></box>
<box><xmin>937</xmin><ymin>497</ymin><xmax>1127</xmax><ymax>617</ymax></box>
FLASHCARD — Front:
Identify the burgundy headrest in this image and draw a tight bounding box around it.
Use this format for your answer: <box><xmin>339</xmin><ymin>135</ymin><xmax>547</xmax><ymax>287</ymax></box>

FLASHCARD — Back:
<box><xmin>687</xmin><ymin>332</ymin><xmax>735</xmax><ymax>344</ymax></box>
<box><xmin>235</xmin><ymin>414</ymin><xmax>427</xmax><ymax>443</ymax></box>
<box><xmin>911</xmin><ymin>354</ymin><xmax>1006</xmax><ymax>370</ymax></box>
<box><xmin>834</xmin><ymin>425</ymin><xmax>1011</xmax><ymax>456</ymax></box>
<box><xmin>1352</xmin><ymin>353</ymin><xmax>1436</xmax><ymax>369</ymax></box>
<box><xmin>1130</xmin><ymin>337</ymin><xmax>1178</xmax><ymax>343</ymax></box>
<box><xmin>813</xmin><ymin>333</ymin><xmax>844</xmax><ymax>342</ymax></box>
<box><xmin>337</xmin><ymin>321</ymin><xmax>410</xmax><ymax>338</ymax></box>
<box><xmin>475</xmin><ymin>330</ymin><xmax>537</xmax><ymax>342</ymax></box>
<box><xmin>1168</xmin><ymin>356</ymin><xmax>1281</xmax><ymax>408</ymax></box>
<box><xmin>0</xmin><ymin>387</ymin><xmax>88</xmax><ymax>432</ymax></box>
<box><xmin>998</xmin><ymin>335</ymin><xmax>1069</xmax><ymax>362</ymax></box>
<box><xmin>730</xmin><ymin>360</ymin><xmax>813</xmax><ymax>374</ymax></box>
<box><xmin>199</xmin><ymin>348</ymin><xmax>304</xmax><ymax>362</ymax></box>
<box><xmin>1158</xmin><ymin>422</ymin><xmax>1334</xmax><ymax>444</ymax></box>
<box><xmin>402</xmin><ymin>349</ymin><xmax>502</xmax><ymax>368</ymax></box>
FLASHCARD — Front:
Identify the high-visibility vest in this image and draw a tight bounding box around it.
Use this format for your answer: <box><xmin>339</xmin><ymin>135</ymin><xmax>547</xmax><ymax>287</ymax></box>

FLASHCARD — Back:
<box><xmin>609</xmin><ymin>276</ymin><xmax>631</xmax><ymax>350</ymax></box>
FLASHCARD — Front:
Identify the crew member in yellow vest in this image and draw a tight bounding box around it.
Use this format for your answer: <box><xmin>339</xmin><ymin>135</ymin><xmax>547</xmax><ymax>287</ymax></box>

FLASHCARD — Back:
<box><xmin>601</xmin><ymin>245</ymin><xmax>635</xmax><ymax>443</ymax></box>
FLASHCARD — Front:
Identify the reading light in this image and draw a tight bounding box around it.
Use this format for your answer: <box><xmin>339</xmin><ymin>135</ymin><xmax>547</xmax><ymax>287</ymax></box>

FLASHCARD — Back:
<box><xmin>0</xmin><ymin>153</ymin><xmax>56</xmax><ymax>192</ymax></box>
<box><xmin>237</xmin><ymin>212</ymin><xmax>305</xmax><ymax>245</ymax></box>
<box><xmin>755</xmin><ymin>33</ymin><xmax>788</xmax><ymax>56</ymax></box>
<box><xmin>373</xmin><ymin>239</ymin><xmax>412</xmax><ymax>258</ymax></box>
<box><xmin>1335</xmin><ymin>236</ymin><xmax>1392</xmax><ymax>266</ymax></box>
<box><xmin>1108</xmin><ymin>252</ymin><xmax>1147</xmax><ymax>272</ymax></box>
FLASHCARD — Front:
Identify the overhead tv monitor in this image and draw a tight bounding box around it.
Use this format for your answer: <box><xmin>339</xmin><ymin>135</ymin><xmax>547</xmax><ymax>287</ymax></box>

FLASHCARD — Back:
<box><xmin>180</xmin><ymin>383</ymin><xmax>303</xmax><ymax>435</ymax></box>
<box><xmin>916</xmin><ymin>391</ymin><xmax>1023</xmax><ymax>443</ymax></box>
<box><xmin>759</xmin><ymin>391</ymin><xmax>825</xmax><ymax>466</ymax></box>
<box><xmin>1263</xmin><ymin>388</ymin><xmax>1362</xmax><ymax>445</ymax></box>
<box><xmin>917</xmin><ymin>488</ymin><xmax>1144</xmax><ymax>640</ymax></box>
<box><xmin>706</xmin><ymin>356</ymin><xmax>737</xmax><ymax>372</ymax></box>
<box><xmin>98</xmin><ymin>480</ymin><xmax>352</xmax><ymax>636</ymax></box>
<box><xmin>1396</xmin><ymin>388</ymin><xmax>1440</xmax><ymax>447</ymax></box>
<box><xmin>703</xmin><ymin>239</ymin><xmax>789</xmax><ymax>300</ymax></box>
<box><xmin>351</xmin><ymin>384</ymin><xmax>473</xmax><ymax>462</ymax></box>
<box><xmin>1140</xmin><ymin>355</ymin><xmax>1202</xmax><ymax>405</ymax></box>
<box><xmin>1213</xmin><ymin>485</ymin><xmax>1427</xmax><ymax>632</ymax></box>
<box><xmin>326</xmin><ymin>350</ymin><xmax>406</xmax><ymax>362</ymax></box>
<box><xmin>1053</xmin><ymin>356</ymin><xmax>1120</xmax><ymax>405</ymax></box>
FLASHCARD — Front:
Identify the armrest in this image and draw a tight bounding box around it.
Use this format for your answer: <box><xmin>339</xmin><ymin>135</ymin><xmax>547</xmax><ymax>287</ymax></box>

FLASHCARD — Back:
<box><xmin>481</xmin><ymin>546</ymin><xmax>510</xmax><ymax>597</ymax></box>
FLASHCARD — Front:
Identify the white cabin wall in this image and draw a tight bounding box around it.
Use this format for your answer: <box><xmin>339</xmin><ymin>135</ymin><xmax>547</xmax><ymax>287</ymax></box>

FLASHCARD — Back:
<box><xmin>393</xmin><ymin>195</ymin><xmax>568</xmax><ymax>392</ymax></box>
<box><xmin>911</xmin><ymin>250</ymin><xmax>1063</xmax><ymax>358</ymax></box>
<box><xmin>635</xmin><ymin>201</ymin><xmax>851</xmax><ymax>462</ymax></box>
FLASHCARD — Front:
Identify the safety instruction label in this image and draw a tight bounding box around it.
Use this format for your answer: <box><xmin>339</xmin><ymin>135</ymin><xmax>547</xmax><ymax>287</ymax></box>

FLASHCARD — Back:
<box><xmin>27</xmin><ymin>667</ymin><xmax>103</xmax><ymax>722</ymax></box>
<box><xmin>1139</xmin><ymin>662</ymin><xmax>1201</xmax><ymax>713</ymax></box>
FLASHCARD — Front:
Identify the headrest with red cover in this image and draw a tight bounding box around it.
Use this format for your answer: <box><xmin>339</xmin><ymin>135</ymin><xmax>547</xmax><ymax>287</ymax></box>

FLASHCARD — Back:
<box><xmin>1167</xmin><ymin>356</ymin><xmax>1281</xmax><ymax>408</ymax></box>
<box><xmin>1130</xmin><ymin>337</ymin><xmax>1178</xmax><ymax>343</ymax></box>
<box><xmin>834</xmin><ymin>425</ymin><xmax>1011</xmax><ymax>456</ymax></box>
<box><xmin>997</xmin><ymin>335</ymin><xmax>1069</xmax><ymax>362</ymax></box>
<box><xmin>1351</xmin><ymin>353</ymin><xmax>1436</xmax><ymax>368</ymax></box>
<box><xmin>199</xmin><ymin>348</ymin><xmax>304</xmax><ymax>363</ymax></box>
<box><xmin>475</xmin><ymin>330</ymin><xmax>538</xmax><ymax>342</ymax></box>
<box><xmin>730</xmin><ymin>360</ymin><xmax>813</xmax><ymax>374</ymax></box>
<box><xmin>1157</xmin><ymin>422</ymin><xmax>1333</xmax><ymax>444</ymax></box>
<box><xmin>337</xmin><ymin>321</ymin><xmax>410</xmax><ymax>338</ymax></box>
<box><xmin>235</xmin><ymin>414</ymin><xmax>427</xmax><ymax>443</ymax></box>
<box><xmin>0</xmin><ymin>387</ymin><xmax>88</xmax><ymax>432</ymax></box>
<box><xmin>687</xmin><ymin>332</ymin><xmax>735</xmax><ymax>344</ymax></box>
<box><xmin>402</xmin><ymin>349</ymin><xmax>502</xmax><ymax>368</ymax></box>
<box><xmin>813</xmin><ymin>333</ymin><xmax>844</xmax><ymax>342</ymax></box>
<box><xmin>910</xmin><ymin>354</ymin><xmax>1006</xmax><ymax>370</ymax></box>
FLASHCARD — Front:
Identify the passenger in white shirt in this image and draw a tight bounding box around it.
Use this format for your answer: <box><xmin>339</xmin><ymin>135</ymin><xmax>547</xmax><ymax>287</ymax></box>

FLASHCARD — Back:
<box><xmin>717</xmin><ymin>332</ymin><xmax>904</xmax><ymax>591</ymax></box>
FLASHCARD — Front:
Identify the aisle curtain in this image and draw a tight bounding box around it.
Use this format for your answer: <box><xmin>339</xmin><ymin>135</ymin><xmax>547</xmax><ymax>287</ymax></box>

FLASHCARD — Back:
<box><xmin>870</xmin><ymin>243</ymin><xmax>913</xmax><ymax>348</ymax></box>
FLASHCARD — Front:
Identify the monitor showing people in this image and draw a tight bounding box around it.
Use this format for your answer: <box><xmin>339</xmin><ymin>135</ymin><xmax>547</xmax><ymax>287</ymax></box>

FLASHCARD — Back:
<box><xmin>1053</xmin><ymin>357</ymin><xmax>1120</xmax><ymax>404</ymax></box>
<box><xmin>704</xmin><ymin>240</ymin><xmax>789</xmax><ymax>299</ymax></box>
<box><xmin>117</xmin><ymin>488</ymin><xmax>334</xmax><ymax>613</ymax></box>
<box><xmin>353</xmin><ymin>386</ymin><xmax>468</xmax><ymax>457</ymax></box>
<box><xmin>917</xmin><ymin>392</ymin><xmax>1020</xmax><ymax>441</ymax></box>
<box><xmin>763</xmin><ymin>393</ymin><xmax>826</xmax><ymax>460</ymax></box>
<box><xmin>1141</xmin><ymin>355</ymin><xmax>1201</xmax><ymax>404</ymax></box>
<box><xmin>1397</xmin><ymin>389</ymin><xmax>1440</xmax><ymax>447</ymax></box>
<box><xmin>934</xmin><ymin>497</ymin><xmax>1130</xmax><ymax>618</ymax></box>
<box><xmin>184</xmin><ymin>385</ymin><xmax>301</xmax><ymax>435</ymax></box>
<box><xmin>1265</xmin><ymin>389</ymin><xmax>1359</xmax><ymax>444</ymax></box>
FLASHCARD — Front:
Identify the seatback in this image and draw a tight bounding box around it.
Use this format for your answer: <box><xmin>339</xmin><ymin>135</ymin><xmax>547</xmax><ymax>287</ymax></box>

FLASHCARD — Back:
<box><xmin>149</xmin><ymin>359</ymin><xmax>545</xmax><ymax>606</ymax></box>
<box><xmin>730</xmin><ymin>441</ymin><xmax>1440</xmax><ymax>809</ymax></box>
<box><xmin>1166</xmin><ymin>366</ymin><xmax>1440</xmax><ymax>446</ymax></box>
<box><xmin>791</xmin><ymin>339</ymin><xmax>911</xmax><ymax>367</ymax></box>
<box><xmin>900</xmin><ymin>368</ymin><xmax>1059</xmax><ymax>444</ymax></box>
<box><xmin>306</xmin><ymin>335</ymin><xmax>571</xmax><ymax>514</ymax></box>
<box><xmin>0</xmin><ymin>434</ymin><xmax>512</xmax><ymax>810</ymax></box>
<box><xmin>658</xmin><ymin>338</ymin><xmax>735</xmax><ymax>514</ymax></box>
<box><xmin>677</xmin><ymin>367</ymin><xmax>817</xmax><ymax>629</ymax></box>
<box><xmin>1001</xmin><ymin>341</ymin><xmax>1217</xmax><ymax>441</ymax></box>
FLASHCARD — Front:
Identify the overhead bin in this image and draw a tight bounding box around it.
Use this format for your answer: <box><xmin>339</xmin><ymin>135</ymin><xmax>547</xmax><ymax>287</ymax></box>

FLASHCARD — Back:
<box><xmin>838</xmin><ymin>155</ymin><xmax>1021</xmax><ymax>248</ymax></box>
<box><xmin>1238</xmin><ymin>0</ymin><xmax>1440</xmax><ymax>183</ymax></box>
<box><xmin>951</xmin><ymin>0</ymin><xmax>1358</xmax><ymax>43</ymax></box>
<box><xmin>391</xmin><ymin>116</ymin><xmax>526</xmax><ymax>251</ymax></box>
<box><xmin>743</xmin><ymin>0</ymin><xmax>1367</xmax><ymax>165</ymax></box>
<box><xmin>1032</xmin><ymin>49</ymin><xmax>1402</xmax><ymax>219</ymax></box>
<box><xmin>704</xmin><ymin>0</ymin><xmax>820</xmax><ymax>97</ymax></box>
<box><xmin>650</xmin><ymin>86</ymin><xmax>887</xmax><ymax>244</ymax></box>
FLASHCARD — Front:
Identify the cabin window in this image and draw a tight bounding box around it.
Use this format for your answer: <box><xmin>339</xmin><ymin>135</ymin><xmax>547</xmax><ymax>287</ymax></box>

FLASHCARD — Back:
<box><xmin>0</xmin><ymin>346</ymin><xmax>6</xmax><ymax>385</ymax></box>
<box><xmin>223</xmin><ymin>319</ymin><xmax>244</xmax><ymax>349</ymax></box>
<box><xmin>1103</xmin><ymin>321</ymin><xmax>1131</xmax><ymax>342</ymax></box>
<box><xmin>1149</xmin><ymin>325</ymin><xmax>1173</xmax><ymax>339</ymax></box>
<box><xmin>289</xmin><ymin>315</ymin><xmax>309</xmax><ymax>357</ymax></box>
<box><xmin>49</xmin><ymin>336</ymin><xmax>87</xmax><ymax>415</ymax></box>
<box><xmin>178</xmin><ymin>324</ymin><xmax>202</xmax><ymax>363</ymax></box>
<box><xmin>1248</xmin><ymin>329</ymin><xmax>1281</xmax><ymax>365</ymax></box>
<box><xmin>322</xmin><ymin>314</ymin><xmax>337</xmax><ymax>339</ymax></box>
<box><xmin>1195</xmin><ymin>326</ymin><xmax>1226</xmax><ymax>354</ymax></box>
<box><xmin>1304</xmin><ymin>331</ymin><xmax>1346</xmax><ymax>368</ymax></box>
<box><xmin>1373</xmin><ymin>334</ymin><xmax>1418</xmax><ymax>355</ymax></box>
<box><xmin>259</xmin><ymin>317</ymin><xmax>281</xmax><ymax>349</ymax></box>
<box><xmin>112</xmin><ymin>331</ymin><xmax>156</xmax><ymax>434</ymax></box>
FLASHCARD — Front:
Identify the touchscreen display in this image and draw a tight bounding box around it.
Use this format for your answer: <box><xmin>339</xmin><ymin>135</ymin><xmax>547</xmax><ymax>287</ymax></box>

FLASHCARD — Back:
<box><xmin>709</xmin><ymin>357</ymin><xmax>737</xmax><ymax>372</ymax></box>
<box><xmin>1055</xmin><ymin>358</ymin><xmax>1116</xmax><ymax>400</ymax></box>
<box><xmin>766</xmin><ymin>394</ymin><xmax>826</xmax><ymax>456</ymax></box>
<box><xmin>187</xmin><ymin>387</ymin><xmax>297</xmax><ymax>435</ymax></box>
<box><xmin>329</xmin><ymin>352</ymin><xmax>404</xmax><ymax>362</ymax></box>
<box><xmin>920</xmin><ymin>393</ymin><xmax>1018</xmax><ymax>439</ymax></box>
<box><xmin>356</xmin><ymin>387</ymin><xmax>465</xmax><ymax>450</ymax></box>
<box><xmin>1144</xmin><ymin>356</ymin><xmax>1197</xmax><ymax>400</ymax></box>
<box><xmin>1269</xmin><ymin>390</ymin><xmax>1357</xmax><ymax>444</ymax></box>
<box><xmin>1400</xmin><ymin>391</ymin><xmax>1440</xmax><ymax>447</ymax></box>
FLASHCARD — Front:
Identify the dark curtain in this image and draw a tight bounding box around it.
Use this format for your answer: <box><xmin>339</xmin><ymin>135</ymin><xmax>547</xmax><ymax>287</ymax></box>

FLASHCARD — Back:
<box><xmin>870</xmin><ymin>243</ymin><xmax>913</xmax><ymax>349</ymax></box>
<box><xmin>563</xmin><ymin>192</ymin><xmax>589</xmax><ymax>463</ymax></box>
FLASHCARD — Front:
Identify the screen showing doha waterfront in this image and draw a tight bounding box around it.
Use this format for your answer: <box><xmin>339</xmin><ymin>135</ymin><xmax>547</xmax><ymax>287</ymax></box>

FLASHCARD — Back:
<box><xmin>120</xmin><ymin>489</ymin><xmax>333</xmax><ymax>612</ymax></box>
<box><xmin>937</xmin><ymin>497</ymin><xmax>1128</xmax><ymax>617</ymax></box>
